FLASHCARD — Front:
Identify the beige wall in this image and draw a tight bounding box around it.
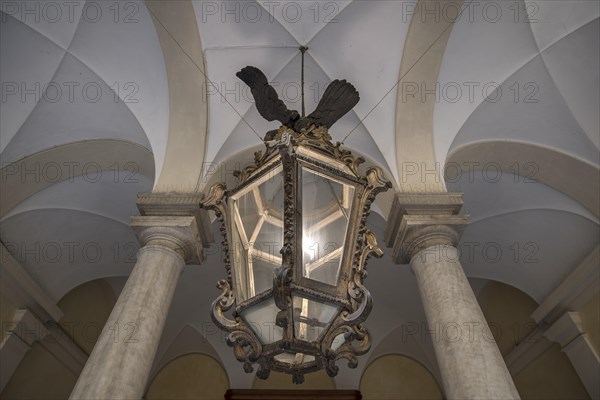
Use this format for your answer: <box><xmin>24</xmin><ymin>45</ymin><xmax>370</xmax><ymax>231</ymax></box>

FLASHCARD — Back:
<box><xmin>478</xmin><ymin>281</ymin><xmax>538</xmax><ymax>356</ymax></box>
<box><xmin>0</xmin><ymin>295</ymin><xmax>16</xmax><ymax>343</ymax></box>
<box><xmin>0</xmin><ymin>342</ymin><xmax>78</xmax><ymax>399</ymax></box>
<box><xmin>513</xmin><ymin>343</ymin><xmax>590</xmax><ymax>400</ymax></box>
<box><xmin>578</xmin><ymin>292</ymin><xmax>600</xmax><ymax>355</ymax></box>
<box><xmin>146</xmin><ymin>354</ymin><xmax>229</xmax><ymax>400</ymax></box>
<box><xmin>57</xmin><ymin>279</ymin><xmax>116</xmax><ymax>354</ymax></box>
<box><xmin>2</xmin><ymin>278</ymin><xmax>596</xmax><ymax>399</ymax></box>
<box><xmin>360</xmin><ymin>355</ymin><xmax>443</xmax><ymax>400</ymax></box>
<box><xmin>477</xmin><ymin>280</ymin><xmax>592</xmax><ymax>399</ymax></box>
<box><xmin>1</xmin><ymin>279</ymin><xmax>117</xmax><ymax>399</ymax></box>
<box><xmin>252</xmin><ymin>370</ymin><xmax>336</xmax><ymax>390</ymax></box>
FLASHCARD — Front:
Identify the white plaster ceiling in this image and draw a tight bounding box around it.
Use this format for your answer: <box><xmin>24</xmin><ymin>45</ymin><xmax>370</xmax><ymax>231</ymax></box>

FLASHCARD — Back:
<box><xmin>0</xmin><ymin>209</ymin><xmax>140</xmax><ymax>300</ymax></box>
<box><xmin>0</xmin><ymin>0</ymin><xmax>169</xmax><ymax>171</ymax></box>
<box><xmin>197</xmin><ymin>0</ymin><xmax>412</xmax><ymax>174</ymax></box>
<box><xmin>435</xmin><ymin>0</ymin><xmax>599</xmax><ymax>163</ymax></box>
<box><xmin>1</xmin><ymin>0</ymin><xmax>599</xmax><ymax>391</ymax></box>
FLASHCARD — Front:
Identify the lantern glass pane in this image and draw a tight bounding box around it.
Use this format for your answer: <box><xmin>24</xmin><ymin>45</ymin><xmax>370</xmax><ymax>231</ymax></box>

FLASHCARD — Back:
<box><xmin>331</xmin><ymin>333</ymin><xmax>346</xmax><ymax>351</ymax></box>
<box><xmin>301</xmin><ymin>167</ymin><xmax>354</xmax><ymax>287</ymax></box>
<box><xmin>239</xmin><ymin>297</ymin><xmax>283</xmax><ymax>344</ymax></box>
<box><xmin>274</xmin><ymin>353</ymin><xmax>316</xmax><ymax>365</ymax></box>
<box><xmin>292</xmin><ymin>295</ymin><xmax>339</xmax><ymax>342</ymax></box>
<box><xmin>231</xmin><ymin>167</ymin><xmax>284</xmax><ymax>302</ymax></box>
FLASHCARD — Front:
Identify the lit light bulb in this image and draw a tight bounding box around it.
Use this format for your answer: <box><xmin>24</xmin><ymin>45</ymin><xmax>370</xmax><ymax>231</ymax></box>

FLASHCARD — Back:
<box><xmin>302</xmin><ymin>235</ymin><xmax>318</xmax><ymax>262</ymax></box>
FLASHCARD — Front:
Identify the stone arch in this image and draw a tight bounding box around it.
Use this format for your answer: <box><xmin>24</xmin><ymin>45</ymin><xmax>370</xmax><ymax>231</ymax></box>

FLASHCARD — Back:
<box><xmin>446</xmin><ymin>140</ymin><xmax>600</xmax><ymax>217</ymax></box>
<box><xmin>394</xmin><ymin>0</ymin><xmax>463</xmax><ymax>192</ymax></box>
<box><xmin>144</xmin><ymin>0</ymin><xmax>209</xmax><ymax>192</ymax></box>
<box><xmin>0</xmin><ymin>139</ymin><xmax>154</xmax><ymax>218</ymax></box>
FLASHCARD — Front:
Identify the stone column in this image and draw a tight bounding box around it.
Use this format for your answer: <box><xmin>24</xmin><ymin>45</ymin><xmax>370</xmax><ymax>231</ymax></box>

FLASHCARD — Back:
<box><xmin>69</xmin><ymin>215</ymin><xmax>205</xmax><ymax>400</ymax></box>
<box><xmin>385</xmin><ymin>193</ymin><xmax>520</xmax><ymax>399</ymax></box>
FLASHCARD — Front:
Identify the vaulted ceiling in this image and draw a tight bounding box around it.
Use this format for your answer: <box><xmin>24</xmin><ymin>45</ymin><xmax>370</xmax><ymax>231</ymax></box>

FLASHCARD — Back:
<box><xmin>1</xmin><ymin>0</ymin><xmax>598</xmax><ymax>390</ymax></box>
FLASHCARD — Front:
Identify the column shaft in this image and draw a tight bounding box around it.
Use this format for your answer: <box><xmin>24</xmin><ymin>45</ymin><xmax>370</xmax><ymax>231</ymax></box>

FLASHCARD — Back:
<box><xmin>69</xmin><ymin>245</ymin><xmax>184</xmax><ymax>399</ymax></box>
<box><xmin>411</xmin><ymin>245</ymin><xmax>520</xmax><ymax>399</ymax></box>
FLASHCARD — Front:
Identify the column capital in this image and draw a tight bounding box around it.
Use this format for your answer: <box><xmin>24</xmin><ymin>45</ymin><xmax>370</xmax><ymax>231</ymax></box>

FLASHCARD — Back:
<box><xmin>543</xmin><ymin>311</ymin><xmax>584</xmax><ymax>348</ymax></box>
<box><xmin>131</xmin><ymin>215</ymin><xmax>205</xmax><ymax>265</ymax></box>
<box><xmin>384</xmin><ymin>192</ymin><xmax>469</xmax><ymax>263</ymax></box>
<box><xmin>136</xmin><ymin>191</ymin><xmax>212</xmax><ymax>244</ymax></box>
<box><xmin>133</xmin><ymin>192</ymin><xmax>212</xmax><ymax>265</ymax></box>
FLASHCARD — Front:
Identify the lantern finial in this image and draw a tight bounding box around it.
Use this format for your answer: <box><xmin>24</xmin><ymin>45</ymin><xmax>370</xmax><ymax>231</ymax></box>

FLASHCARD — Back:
<box><xmin>236</xmin><ymin>66</ymin><xmax>359</xmax><ymax>137</ymax></box>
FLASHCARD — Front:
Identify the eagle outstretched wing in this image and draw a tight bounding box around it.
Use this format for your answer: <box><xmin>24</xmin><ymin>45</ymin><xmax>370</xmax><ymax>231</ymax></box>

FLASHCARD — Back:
<box><xmin>304</xmin><ymin>79</ymin><xmax>359</xmax><ymax>129</ymax></box>
<box><xmin>236</xmin><ymin>66</ymin><xmax>299</xmax><ymax>127</ymax></box>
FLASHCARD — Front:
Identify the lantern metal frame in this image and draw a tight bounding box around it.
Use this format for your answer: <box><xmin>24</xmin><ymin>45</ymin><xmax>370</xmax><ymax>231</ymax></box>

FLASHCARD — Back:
<box><xmin>201</xmin><ymin>126</ymin><xmax>391</xmax><ymax>383</ymax></box>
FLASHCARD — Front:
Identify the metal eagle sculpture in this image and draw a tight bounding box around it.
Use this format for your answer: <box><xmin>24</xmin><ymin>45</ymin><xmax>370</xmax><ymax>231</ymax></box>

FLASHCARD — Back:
<box><xmin>236</xmin><ymin>66</ymin><xmax>359</xmax><ymax>137</ymax></box>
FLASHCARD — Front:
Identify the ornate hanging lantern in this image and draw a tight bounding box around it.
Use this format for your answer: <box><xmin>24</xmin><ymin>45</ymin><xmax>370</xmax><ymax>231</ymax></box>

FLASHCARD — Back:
<box><xmin>201</xmin><ymin>64</ymin><xmax>390</xmax><ymax>383</ymax></box>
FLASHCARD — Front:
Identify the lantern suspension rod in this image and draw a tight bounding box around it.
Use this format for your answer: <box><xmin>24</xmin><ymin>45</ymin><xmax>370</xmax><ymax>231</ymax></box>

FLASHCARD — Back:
<box><xmin>300</xmin><ymin>46</ymin><xmax>308</xmax><ymax>118</ymax></box>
